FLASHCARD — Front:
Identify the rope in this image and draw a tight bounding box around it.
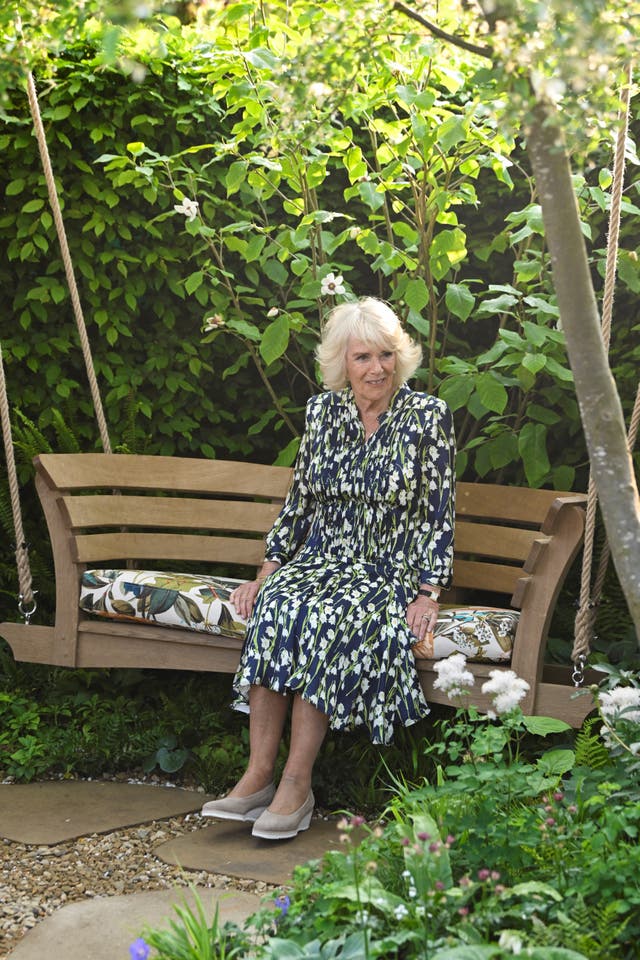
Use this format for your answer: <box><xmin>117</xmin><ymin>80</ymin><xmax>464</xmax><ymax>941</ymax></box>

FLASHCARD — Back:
<box><xmin>0</xmin><ymin>342</ymin><xmax>36</xmax><ymax>619</ymax></box>
<box><xmin>25</xmin><ymin>71</ymin><xmax>112</xmax><ymax>455</ymax></box>
<box><xmin>572</xmin><ymin>63</ymin><xmax>633</xmax><ymax>666</ymax></box>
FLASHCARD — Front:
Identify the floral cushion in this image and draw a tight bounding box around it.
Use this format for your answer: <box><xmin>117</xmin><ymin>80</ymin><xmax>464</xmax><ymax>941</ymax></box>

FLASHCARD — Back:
<box><xmin>412</xmin><ymin>607</ymin><xmax>517</xmax><ymax>662</ymax></box>
<box><xmin>79</xmin><ymin>570</ymin><xmax>517</xmax><ymax>662</ymax></box>
<box><xmin>80</xmin><ymin>569</ymin><xmax>249</xmax><ymax>640</ymax></box>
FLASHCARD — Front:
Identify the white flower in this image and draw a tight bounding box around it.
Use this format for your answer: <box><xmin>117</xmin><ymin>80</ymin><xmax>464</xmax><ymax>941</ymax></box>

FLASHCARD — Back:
<box><xmin>481</xmin><ymin>670</ymin><xmax>530</xmax><ymax>714</ymax></box>
<box><xmin>393</xmin><ymin>903</ymin><xmax>409</xmax><ymax>920</ymax></box>
<box><xmin>432</xmin><ymin>653</ymin><xmax>475</xmax><ymax>699</ymax></box>
<box><xmin>498</xmin><ymin>930</ymin><xmax>523</xmax><ymax>955</ymax></box>
<box><xmin>320</xmin><ymin>272</ymin><xmax>346</xmax><ymax>296</ymax></box>
<box><xmin>267</xmin><ymin>307</ymin><xmax>279</xmax><ymax>318</ymax></box>
<box><xmin>173</xmin><ymin>197</ymin><xmax>199</xmax><ymax>221</ymax></box>
<box><xmin>599</xmin><ymin>686</ymin><xmax>640</xmax><ymax>725</ymax></box>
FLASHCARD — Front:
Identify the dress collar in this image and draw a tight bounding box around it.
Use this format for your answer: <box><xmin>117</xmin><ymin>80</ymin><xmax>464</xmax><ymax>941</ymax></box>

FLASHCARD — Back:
<box><xmin>340</xmin><ymin>382</ymin><xmax>411</xmax><ymax>423</ymax></box>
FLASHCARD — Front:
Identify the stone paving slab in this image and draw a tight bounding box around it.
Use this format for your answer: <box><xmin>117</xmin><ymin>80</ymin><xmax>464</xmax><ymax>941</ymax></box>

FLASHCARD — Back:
<box><xmin>0</xmin><ymin>782</ymin><xmax>211</xmax><ymax>844</ymax></box>
<box><xmin>156</xmin><ymin>816</ymin><xmax>348</xmax><ymax>885</ymax></box>
<box><xmin>6</xmin><ymin>886</ymin><xmax>262</xmax><ymax>960</ymax></box>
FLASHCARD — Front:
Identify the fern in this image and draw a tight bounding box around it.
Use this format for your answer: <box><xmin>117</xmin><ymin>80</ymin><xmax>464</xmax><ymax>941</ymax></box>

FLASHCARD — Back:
<box><xmin>574</xmin><ymin>716</ymin><xmax>611</xmax><ymax>770</ymax></box>
<box><xmin>528</xmin><ymin>895</ymin><xmax>628</xmax><ymax>958</ymax></box>
<box><xmin>11</xmin><ymin>407</ymin><xmax>53</xmax><ymax>465</ymax></box>
<box><xmin>50</xmin><ymin>408</ymin><xmax>82</xmax><ymax>453</ymax></box>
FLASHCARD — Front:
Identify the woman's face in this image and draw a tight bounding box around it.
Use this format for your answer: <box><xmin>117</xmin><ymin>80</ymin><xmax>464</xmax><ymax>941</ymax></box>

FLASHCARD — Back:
<box><xmin>345</xmin><ymin>337</ymin><xmax>396</xmax><ymax>408</ymax></box>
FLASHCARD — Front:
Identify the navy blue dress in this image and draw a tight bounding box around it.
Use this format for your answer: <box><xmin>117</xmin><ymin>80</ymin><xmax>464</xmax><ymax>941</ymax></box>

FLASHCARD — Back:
<box><xmin>232</xmin><ymin>383</ymin><xmax>455</xmax><ymax>744</ymax></box>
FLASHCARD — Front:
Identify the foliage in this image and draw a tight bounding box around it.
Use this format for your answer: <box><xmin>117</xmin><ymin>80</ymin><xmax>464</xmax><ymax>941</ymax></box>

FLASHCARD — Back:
<box><xmin>2</xmin><ymin>0</ymin><xmax>638</xmax><ymax>640</ymax></box>
<box><xmin>139</xmin><ymin>666</ymin><xmax>640</xmax><ymax>959</ymax></box>
<box><xmin>139</xmin><ymin>889</ymin><xmax>252</xmax><ymax>960</ymax></box>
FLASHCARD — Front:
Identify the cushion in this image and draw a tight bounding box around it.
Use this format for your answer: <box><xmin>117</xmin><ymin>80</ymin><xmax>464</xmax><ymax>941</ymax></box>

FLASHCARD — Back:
<box><xmin>413</xmin><ymin>606</ymin><xmax>517</xmax><ymax>662</ymax></box>
<box><xmin>80</xmin><ymin>570</ymin><xmax>517</xmax><ymax>662</ymax></box>
<box><xmin>80</xmin><ymin>569</ymin><xmax>249</xmax><ymax>640</ymax></box>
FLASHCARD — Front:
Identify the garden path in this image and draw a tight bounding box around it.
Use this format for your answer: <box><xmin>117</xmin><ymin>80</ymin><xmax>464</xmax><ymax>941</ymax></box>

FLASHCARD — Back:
<box><xmin>0</xmin><ymin>780</ymin><xmax>346</xmax><ymax>959</ymax></box>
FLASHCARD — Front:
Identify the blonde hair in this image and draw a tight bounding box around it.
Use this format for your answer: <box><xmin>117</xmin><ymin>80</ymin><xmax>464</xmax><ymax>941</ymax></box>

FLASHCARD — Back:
<box><xmin>316</xmin><ymin>297</ymin><xmax>422</xmax><ymax>391</ymax></box>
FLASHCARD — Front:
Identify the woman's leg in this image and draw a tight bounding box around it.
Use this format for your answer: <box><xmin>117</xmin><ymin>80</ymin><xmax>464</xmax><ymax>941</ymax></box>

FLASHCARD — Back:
<box><xmin>228</xmin><ymin>684</ymin><xmax>290</xmax><ymax>796</ymax></box>
<box><xmin>268</xmin><ymin>694</ymin><xmax>329</xmax><ymax>814</ymax></box>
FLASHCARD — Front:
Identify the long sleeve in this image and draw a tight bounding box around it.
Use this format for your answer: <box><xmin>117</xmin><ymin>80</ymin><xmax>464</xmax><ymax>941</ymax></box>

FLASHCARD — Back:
<box><xmin>264</xmin><ymin>399</ymin><xmax>317</xmax><ymax>564</ymax></box>
<box><xmin>414</xmin><ymin>398</ymin><xmax>456</xmax><ymax>589</ymax></box>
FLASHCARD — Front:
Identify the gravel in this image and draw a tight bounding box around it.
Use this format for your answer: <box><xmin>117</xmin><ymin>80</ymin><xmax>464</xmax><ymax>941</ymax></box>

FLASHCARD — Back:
<box><xmin>0</xmin><ymin>809</ymin><xmax>274</xmax><ymax>959</ymax></box>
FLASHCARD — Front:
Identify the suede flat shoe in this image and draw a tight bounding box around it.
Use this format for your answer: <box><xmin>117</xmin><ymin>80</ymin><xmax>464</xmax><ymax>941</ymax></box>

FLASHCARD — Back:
<box><xmin>251</xmin><ymin>790</ymin><xmax>315</xmax><ymax>840</ymax></box>
<box><xmin>201</xmin><ymin>783</ymin><xmax>276</xmax><ymax>822</ymax></box>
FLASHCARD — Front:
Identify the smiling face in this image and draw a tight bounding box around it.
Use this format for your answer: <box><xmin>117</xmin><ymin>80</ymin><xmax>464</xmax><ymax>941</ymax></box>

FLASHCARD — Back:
<box><xmin>345</xmin><ymin>337</ymin><xmax>396</xmax><ymax>410</ymax></box>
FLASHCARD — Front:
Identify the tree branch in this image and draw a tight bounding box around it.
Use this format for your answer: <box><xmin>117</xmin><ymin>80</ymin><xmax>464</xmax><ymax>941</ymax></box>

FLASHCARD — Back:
<box><xmin>393</xmin><ymin>2</ymin><xmax>493</xmax><ymax>60</ymax></box>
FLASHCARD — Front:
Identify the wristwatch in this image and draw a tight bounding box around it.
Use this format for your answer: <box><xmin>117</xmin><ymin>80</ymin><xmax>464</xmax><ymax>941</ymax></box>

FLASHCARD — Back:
<box><xmin>418</xmin><ymin>586</ymin><xmax>441</xmax><ymax>601</ymax></box>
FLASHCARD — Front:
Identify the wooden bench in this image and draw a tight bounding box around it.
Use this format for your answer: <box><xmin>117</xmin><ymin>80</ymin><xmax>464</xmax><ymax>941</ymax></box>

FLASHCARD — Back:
<box><xmin>0</xmin><ymin>453</ymin><xmax>594</xmax><ymax>725</ymax></box>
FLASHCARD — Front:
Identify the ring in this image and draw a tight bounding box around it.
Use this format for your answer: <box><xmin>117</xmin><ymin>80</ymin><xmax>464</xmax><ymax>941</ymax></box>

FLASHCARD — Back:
<box><xmin>421</xmin><ymin>615</ymin><xmax>429</xmax><ymax>621</ymax></box>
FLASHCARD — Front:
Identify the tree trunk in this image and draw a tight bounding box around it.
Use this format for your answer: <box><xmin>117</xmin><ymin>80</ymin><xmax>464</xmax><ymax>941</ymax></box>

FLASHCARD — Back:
<box><xmin>526</xmin><ymin>102</ymin><xmax>640</xmax><ymax>645</ymax></box>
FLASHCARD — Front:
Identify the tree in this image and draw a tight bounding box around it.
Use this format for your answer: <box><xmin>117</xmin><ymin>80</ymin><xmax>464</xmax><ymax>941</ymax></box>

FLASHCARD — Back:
<box><xmin>394</xmin><ymin>0</ymin><xmax>640</xmax><ymax>644</ymax></box>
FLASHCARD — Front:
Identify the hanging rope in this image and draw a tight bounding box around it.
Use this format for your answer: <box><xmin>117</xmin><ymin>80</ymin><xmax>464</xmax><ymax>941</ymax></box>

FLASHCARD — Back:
<box><xmin>572</xmin><ymin>63</ymin><xmax>633</xmax><ymax>673</ymax></box>
<box><xmin>0</xmin><ymin>342</ymin><xmax>36</xmax><ymax>621</ymax></box>
<box><xmin>25</xmin><ymin>70</ymin><xmax>112</xmax><ymax>455</ymax></box>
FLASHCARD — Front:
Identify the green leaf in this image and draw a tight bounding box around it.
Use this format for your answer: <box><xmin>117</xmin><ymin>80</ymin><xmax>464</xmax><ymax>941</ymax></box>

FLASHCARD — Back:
<box><xmin>225</xmin><ymin>161</ymin><xmax>247</xmax><ymax>196</ymax></box>
<box><xmin>445</xmin><ymin>283</ymin><xmax>475</xmax><ymax>321</ymax></box>
<box><xmin>523</xmin><ymin>716</ymin><xmax>572</xmax><ymax>736</ymax></box>
<box><xmin>185</xmin><ymin>271</ymin><xmax>204</xmax><ymax>295</ymax></box>
<box><xmin>477</xmin><ymin>293</ymin><xmax>518</xmax><ymax>314</ymax></box>
<box><xmin>536</xmin><ymin>747</ymin><xmax>576</xmax><ymax>776</ymax></box>
<box><xmin>521</xmin><ymin>353</ymin><xmax>546</xmax><ymax>374</ymax></box>
<box><xmin>260</xmin><ymin>314</ymin><xmax>290</xmax><ymax>365</ymax></box>
<box><xmin>438</xmin><ymin>375</ymin><xmax>474</xmax><ymax>412</ymax></box>
<box><xmin>429</xmin><ymin>228</ymin><xmax>467</xmax><ymax>281</ymax></box>
<box><xmin>274</xmin><ymin>436</ymin><xmax>301</xmax><ymax>466</ymax></box>
<box><xmin>263</xmin><ymin>259</ymin><xmax>287</xmax><ymax>285</ymax></box>
<box><xmin>404</xmin><ymin>277</ymin><xmax>429</xmax><ymax>312</ymax></box>
<box><xmin>22</xmin><ymin>199</ymin><xmax>45</xmax><ymax>214</ymax></box>
<box><xmin>518</xmin><ymin>422</ymin><xmax>550</xmax><ymax>487</ymax></box>
<box><xmin>474</xmin><ymin>372</ymin><xmax>508</xmax><ymax>414</ymax></box>
<box><xmin>6</xmin><ymin>179</ymin><xmax>26</xmax><ymax>196</ymax></box>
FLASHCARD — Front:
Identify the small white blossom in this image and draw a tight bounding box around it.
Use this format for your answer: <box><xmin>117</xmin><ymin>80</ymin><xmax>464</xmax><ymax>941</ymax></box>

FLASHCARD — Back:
<box><xmin>393</xmin><ymin>904</ymin><xmax>409</xmax><ymax>920</ymax></box>
<box><xmin>432</xmin><ymin>653</ymin><xmax>475</xmax><ymax>699</ymax></box>
<box><xmin>320</xmin><ymin>272</ymin><xmax>346</xmax><ymax>296</ymax></box>
<box><xmin>481</xmin><ymin>670</ymin><xmax>530</xmax><ymax>714</ymax></box>
<box><xmin>174</xmin><ymin>197</ymin><xmax>199</xmax><ymax>221</ymax></box>
<box><xmin>267</xmin><ymin>307</ymin><xmax>279</xmax><ymax>318</ymax></box>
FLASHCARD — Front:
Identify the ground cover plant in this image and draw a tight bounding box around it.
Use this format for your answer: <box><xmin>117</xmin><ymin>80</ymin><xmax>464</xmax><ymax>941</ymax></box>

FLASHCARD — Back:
<box><xmin>133</xmin><ymin>662</ymin><xmax>640</xmax><ymax>959</ymax></box>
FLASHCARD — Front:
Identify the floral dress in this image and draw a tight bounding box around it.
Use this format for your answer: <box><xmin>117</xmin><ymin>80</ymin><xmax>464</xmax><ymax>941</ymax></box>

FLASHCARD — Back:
<box><xmin>232</xmin><ymin>383</ymin><xmax>456</xmax><ymax>745</ymax></box>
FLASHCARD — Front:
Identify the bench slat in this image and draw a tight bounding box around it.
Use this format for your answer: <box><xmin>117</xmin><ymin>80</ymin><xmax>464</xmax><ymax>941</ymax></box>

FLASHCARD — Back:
<box><xmin>62</xmin><ymin>495</ymin><xmax>281</xmax><ymax>534</ymax></box>
<box><xmin>455</xmin><ymin>521</ymin><xmax>547</xmax><ymax>563</ymax></box>
<box><xmin>37</xmin><ymin>453</ymin><xmax>292</xmax><ymax>499</ymax></box>
<box><xmin>451</xmin><ymin>558</ymin><xmax>527</xmax><ymax>597</ymax></box>
<box><xmin>74</xmin><ymin>532</ymin><xmax>265</xmax><ymax>567</ymax></box>
<box><xmin>456</xmin><ymin>482</ymin><xmax>582</xmax><ymax>525</ymax></box>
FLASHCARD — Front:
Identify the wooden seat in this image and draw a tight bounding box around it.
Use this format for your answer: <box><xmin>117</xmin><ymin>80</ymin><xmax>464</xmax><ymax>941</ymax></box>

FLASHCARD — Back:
<box><xmin>0</xmin><ymin>453</ymin><xmax>594</xmax><ymax>724</ymax></box>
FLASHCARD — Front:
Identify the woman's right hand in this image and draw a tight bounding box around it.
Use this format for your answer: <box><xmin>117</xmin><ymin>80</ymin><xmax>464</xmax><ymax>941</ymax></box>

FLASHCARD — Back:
<box><xmin>230</xmin><ymin>560</ymin><xmax>281</xmax><ymax>620</ymax></box>
<box><xmin>230</xmin><ymin>580</ymin><xmax>263</xmax><ymax>620</ymax></box>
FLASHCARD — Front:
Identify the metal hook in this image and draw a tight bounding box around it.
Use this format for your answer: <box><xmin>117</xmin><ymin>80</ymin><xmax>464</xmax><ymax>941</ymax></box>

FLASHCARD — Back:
<box><xmin>18</xmin><ymin>592</ymin><xmax>38</xmax><ymax>624</ymax></box>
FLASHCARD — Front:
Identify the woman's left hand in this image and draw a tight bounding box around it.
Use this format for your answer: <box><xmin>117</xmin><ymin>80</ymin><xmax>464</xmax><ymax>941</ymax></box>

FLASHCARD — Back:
<box><xmin>407</xmin><ymin>595</ymin><xmax>439</xmax><ymax>640</ymax></box>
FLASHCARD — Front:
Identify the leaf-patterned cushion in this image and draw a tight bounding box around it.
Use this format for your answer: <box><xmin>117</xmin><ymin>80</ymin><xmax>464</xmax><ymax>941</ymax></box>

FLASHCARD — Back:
<box><xmin>412</xmin><ymin>606</ymin><xmax>517</xmax><ymax>662</ymax></box>
<box><xmin>80</xmin><ymin>570</ymin><xmax>517</xmax><ymax>662</ymax></box>
<box><xmin>80</xmin><ymin>569</ymin><xmax>249</xmax><ymax>639</ymax></box>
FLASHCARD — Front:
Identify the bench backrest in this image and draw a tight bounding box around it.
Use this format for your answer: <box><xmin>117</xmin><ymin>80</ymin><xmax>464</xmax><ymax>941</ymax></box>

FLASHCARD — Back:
<box><xmin>34</xmin><ymin>453</ymin><xmax>583</xmax><ymax>609</ymax></box>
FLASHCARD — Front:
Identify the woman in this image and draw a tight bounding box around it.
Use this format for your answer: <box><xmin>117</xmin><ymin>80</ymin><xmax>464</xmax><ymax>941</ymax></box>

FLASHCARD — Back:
<box><xmin>202</xmin><ymin>297</ymin><xmax>455</xmax><ymax>839</ymax></box>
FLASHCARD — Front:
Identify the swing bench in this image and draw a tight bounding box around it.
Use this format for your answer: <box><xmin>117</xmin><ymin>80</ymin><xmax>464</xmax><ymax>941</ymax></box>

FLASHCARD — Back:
<box><xmin>0</xmin><ymin>451</ymin><xmax>593</xmax><ymax>725</ymax></box>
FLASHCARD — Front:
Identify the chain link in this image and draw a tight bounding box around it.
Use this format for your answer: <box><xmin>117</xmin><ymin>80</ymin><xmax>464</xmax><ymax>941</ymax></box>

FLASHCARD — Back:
<box><xmin>572</xmin><ymin>653</ymin><xmax>587</xmax><ymax>688</ymax></box>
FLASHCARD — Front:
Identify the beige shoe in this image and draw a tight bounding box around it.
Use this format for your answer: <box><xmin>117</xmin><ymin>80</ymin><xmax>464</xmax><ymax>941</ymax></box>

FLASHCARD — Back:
<box><xmin>201</xmin><ymin>783</ymin><xmax>275</xmax><ymax>822</ymax></box>
<box><xmin>251</xmin><ymin>790</ymin><xmax>315</xmax><ymax>840</ymax></box>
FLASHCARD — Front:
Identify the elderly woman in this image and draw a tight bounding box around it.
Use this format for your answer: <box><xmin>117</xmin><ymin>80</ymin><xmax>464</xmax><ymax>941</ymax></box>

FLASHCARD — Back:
<box><xmin>202</xmin><ymin>297</ymin><xmax>455</xmax><ymax>839</ymax></box>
